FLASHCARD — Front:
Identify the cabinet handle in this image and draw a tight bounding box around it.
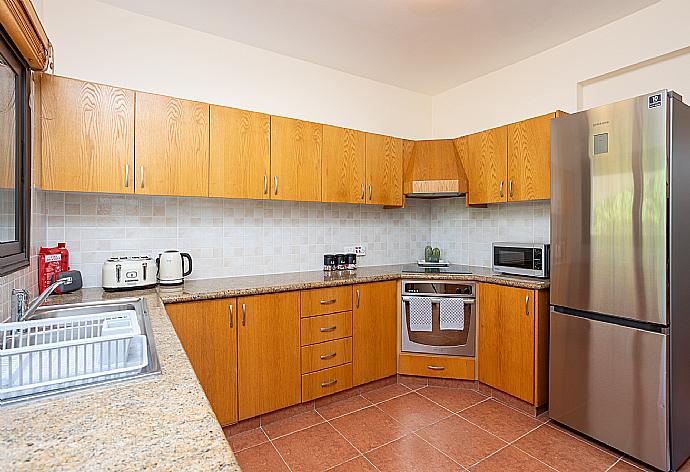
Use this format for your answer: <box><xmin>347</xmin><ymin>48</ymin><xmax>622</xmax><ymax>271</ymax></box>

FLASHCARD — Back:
<box><xmin>263</xmin><ymin>175</ymin><xmax>268</xmax><ymax>194</ymax></box>
<box><xmin>242</xmin><ymin>303</ymin><xmax>247</xmax><ymax>326</ymax></box>
<box><xmin>319</xmin><ymin>299</ymin><xmax>336</xmax><ymax>305</ymax></box>
<box><xmin>361</xmin><ymin>183</ymin><xmax>365</xmax><ymax>200</ymax></box>
<box><xmin>369</xmin><ymin>184</ymin><xmax>372</xmax><ymax>201</ymax></box>
<box><xmin>321</xmin><ymin>379</ymin><xmax>338</xmax><ymax>388</ymax></box>
<box><xmin>320</xmin><ymin>325</ymin><xmax>337</xmax><ymax>332</ymax></box>
<box><xmin>274</xmin><ymin>175</ymin><xmax>279</xmax><ymax>195</ymax></box>
<box><xmin>228</xmin><ymin>304</ymin><xmax>233</xmax><ymax>328</ymax></box>
<box><xmin>509</xmin><ymin>179</ymin><xmax>513</xmax><ymax>198</ymax></box>
<box><xmin>140</xmin><ymin>165</ymin><xmax>145</xmax><ymax>189</ymax></box>
<box><xmin>320</xmin><ymin>352</ymin><xmax>337</xmax><ymax>360</ymax></box>
<box><xmin>427</xmin><ymin>365</ymin><xmax>446</xmax><ymax>371</ymax></box>
<box><xmin>525</xmin><ymin>295</ymin><xmax>530</xmax><ymax>317</ymax></box>
<box><xmin>499</xmin><ymin>180</ymin><xmax>503</xmax><ymax>197</ymax></box>
<box><xmin>356</xmin><ymin>289</ymin><xmax>360</xmax><ymax>308</ymax></box>
<box><xmin>124</xmin><ymin>164</ymin><xmax>129</xmax><ymax>188</ymax></box>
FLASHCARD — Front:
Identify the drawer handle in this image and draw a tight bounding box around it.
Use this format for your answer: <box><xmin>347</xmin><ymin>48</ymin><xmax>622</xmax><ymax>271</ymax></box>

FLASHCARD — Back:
<box><xmin>321</xmin><ymin>379</ymin><xmax>338</xmax><ymax>388</ymax></box>
<box><xmin>427</xmin><ymin>365</ymin><xmax>446</xmax><ymax>371</ymax></box>
<box><xmin>320</xmin><ymin>325</ymin><xmax>337</xmax><ymax>332</ymax></box>
<box><xmin>320</xmin><ymin>299</ymin><xmax>336</xmax><ymax>305</ymax></box>
<box><xmin>320</xmin><ymin>352</ymin><xmax>337</xmax><ymax>360</ymax></box>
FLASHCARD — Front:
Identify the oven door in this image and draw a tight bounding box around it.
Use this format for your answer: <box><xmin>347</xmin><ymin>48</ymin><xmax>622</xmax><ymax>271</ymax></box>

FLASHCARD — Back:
<box><xmin>401</xmin><ymin>296</ymin><xmax>476</xmax><ymax>356</ymax></box>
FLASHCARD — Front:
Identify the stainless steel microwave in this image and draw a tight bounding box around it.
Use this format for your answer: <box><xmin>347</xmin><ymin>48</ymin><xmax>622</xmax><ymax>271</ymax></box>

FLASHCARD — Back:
<box><xmin>492</xmin><ymin>242</ymin><xmax>550</xmax><ymax>278</ymax></box>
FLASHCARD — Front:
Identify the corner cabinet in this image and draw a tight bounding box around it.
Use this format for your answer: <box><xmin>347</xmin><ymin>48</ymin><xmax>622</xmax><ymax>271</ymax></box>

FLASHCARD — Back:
<box><xmin>478</xmin><ymin>283</ymin><xmax>549</xmax><ymax>406</ymax></box>
<box><xmin>352</xmin><ymin>281</ymin><xmax>398</xmax><ymax>385</ymax></box>
<box><xmin>134</xmin><ymin>92</ymin><xmax>209</xmax><ymax>197</ymax></box>
<box><xmin>365</xmin><ymin>133</ymin><xmax>403</xmax><ymax>206</ymax></box>
<box><xmin>270</xmin><ymin>116</ymin><xmax>322</xmax><ymax>202</ymax></box>
<box><xmin>41</xmin><ymin>75</ymin><xmax>135</xmax><ymax>194</ymax></box>
<box><xmin>209</xmin><ymin>105</ymin><xmax>270</xmax><ymax>200</ymax></box>
<box><xmin>237</xmin><ymin>291</ymin><xmax>301</xmax><ymax>420</ymax></box>
<box><xmin>166</xmin><ymin>298</ymin><xmax>238</xmax><ymax>426</ymax></box>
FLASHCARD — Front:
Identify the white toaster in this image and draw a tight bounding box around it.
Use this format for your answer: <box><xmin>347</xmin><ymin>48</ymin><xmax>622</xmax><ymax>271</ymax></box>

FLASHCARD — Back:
<box><xmin>102</xmin><ymin>256</ymin><xmax>157</xmax><ymax>291</ymax></box>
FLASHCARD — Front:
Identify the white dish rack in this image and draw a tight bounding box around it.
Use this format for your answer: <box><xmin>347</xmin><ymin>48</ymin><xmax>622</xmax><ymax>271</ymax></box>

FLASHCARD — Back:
<box><xmin>0</xmin><ymin>310</ymin><xmax>148</xmax><ymax>401</ymax></box>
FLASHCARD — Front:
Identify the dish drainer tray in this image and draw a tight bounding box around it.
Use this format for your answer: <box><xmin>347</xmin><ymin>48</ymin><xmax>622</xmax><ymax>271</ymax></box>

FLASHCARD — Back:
<box><xmin>1</xmin><ymin>310</ymin><xmax>149</xmax><ymax>400</ymax></box>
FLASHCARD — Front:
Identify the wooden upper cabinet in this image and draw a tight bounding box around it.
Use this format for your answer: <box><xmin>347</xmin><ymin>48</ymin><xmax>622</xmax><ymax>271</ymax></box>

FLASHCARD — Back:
<box><xmin>166</xmin><ymin>298</ymin><xmax>238</xmax><ymax>426</ymax></box>
<box><xmin>270</xmin><ymin>116</ymin><xmax>322</xmax><ymax>202</ymax></box>
<box><xmin>352</xmin><ymin>281</ymin><xmax>398</xmax><ymax>386</ymax></box>
<box><xmin>365</xmin><ymin>133</ymin><xmax>403</xmax><ymax>206</ymax></box>
<box><xmin>465</xmin><ymin>126</ymin><xmax>507</xmax><ymax>205</ymax></box>
<box><xmin>507</xmin><ymin>113</ymin><xmax>555</xmax><ymax>202</ymax></box>
<box><xmin>41</xmin><ymin>75</ymin><xmax>134</xmax><ymax>193</ymax></box>
<box><xmin>478</xmin><ymin>283</ymin><xmax>535</xmax><ymax>403</ymax></box>
<box><xmin>135</xmin><ymin>92</ymin><xmax>209</xmax><ymax>197</ymax></box>
<box><xmin>209</xmin><ymin>105</ymin><xmax>270</xmax><ymax>199</ymax></box>
<box><xmin>321</xmin><ymin>125</ymin><xmax>366</xmax><ymax>204</ymax></box>
<box><xmin>237</xmin><ymin>291</ymin><xmax>301</xmax><ymax>420</ymax></box>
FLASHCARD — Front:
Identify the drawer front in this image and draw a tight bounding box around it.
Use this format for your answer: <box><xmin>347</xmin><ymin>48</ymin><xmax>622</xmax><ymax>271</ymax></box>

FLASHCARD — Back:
<box><xmin>398</xmin><ymin>353</ymin><xmax>475</xmax><ymax>380</ymax></box>
<box><xmin>300</xmin><ymin>286</ymin><xmax>352</xmax><ymax>317</ymax></box>
<box><xmin>300</xmin><ymin>311</ymin><xmax>352</xmax><ymax>345</ymax></box>
<box><xmin>302</xmin><ymin>363</ymin><xmax>353</xmax><ymax>402</ymax></box>
<box><xmin>301</xmin><ymin>337</ymin><xmax>352</xmax><ymax>374</ymax></box>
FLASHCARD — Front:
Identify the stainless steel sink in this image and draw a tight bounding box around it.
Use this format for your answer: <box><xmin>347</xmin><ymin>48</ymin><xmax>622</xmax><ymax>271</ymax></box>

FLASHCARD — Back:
<box><xmin>1</xmin><ymin>297</ymin><xmax>161</xmax><ymax>405</ymax></box>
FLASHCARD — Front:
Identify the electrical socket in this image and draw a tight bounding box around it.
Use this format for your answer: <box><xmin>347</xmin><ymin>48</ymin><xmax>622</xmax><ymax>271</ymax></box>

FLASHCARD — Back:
<box><xmin>344</xmin><ymin>245</ymin><xmax>366</xmax><ymax>256</ymax></box>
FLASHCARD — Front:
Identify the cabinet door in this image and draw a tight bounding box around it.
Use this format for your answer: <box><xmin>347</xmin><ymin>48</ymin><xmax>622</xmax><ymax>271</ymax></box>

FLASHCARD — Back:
<box><xmin>365</xmin><ymin>133</ymin><xmax>403</xmax><ymax>206</ymax></box>
<box><xmin>478</xmin><ymin>283</ymin><xmax>535</xmax><ymax>403</ymax></box>
<box><xmin>270</xmin><ymin>116</ymin><xmax>322</xmax><ymax>201</ymax></box>
<box><xmin>166</xmin><ymin>298</ymin><xmax>238</xmax><ymax>426</ymax></box>
<box><xmin>209</xmin><ymin>105</ymin><xmax>270</xmax><ymax>199</ymax></box>
<box><xmin>41</xmin><ymin>75</ymin><xmax>134</xmax><ymax>193</ymax></box>
<box><xmin>507</xmin><ymin>113</ymin><xmax>554</xmax><ymax>201</ymax></box>
<box><xmin>237</xmin><ymin>291</ymin><xmax>301</xmax><ymax>419</ymax></box>
<box><xmin>135</xmin><ymin>92</ymin><xmax>209</xmax><ymax>197</ymax></box>
<box><xmin>466</xmin><ymin>126</ymin><xmax>507</xmax><ymax>205</ymax></box>
<box><xmin>322</xmin><ymin>124</ymin><xmax>366</xmax><ymax>204</ymax></box>
<box><xmin>353</xmin><ymin>281</ymin><xmax>398</xmax><ymax>385</ymax></box>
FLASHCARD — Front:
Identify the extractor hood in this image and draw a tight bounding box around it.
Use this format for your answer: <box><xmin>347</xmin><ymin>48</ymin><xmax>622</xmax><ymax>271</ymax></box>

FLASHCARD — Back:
<box><xmin>403</xmin><ymin>139</ymin><xmax>469</xmax><ymax>198</ymax></box>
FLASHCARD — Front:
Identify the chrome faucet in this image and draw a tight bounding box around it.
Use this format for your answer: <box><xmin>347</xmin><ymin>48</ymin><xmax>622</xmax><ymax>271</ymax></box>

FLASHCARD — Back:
<box><xmin>11</xmin><ymin>279</ymin><xmax>67</xmax><ymax>322</ymax></box>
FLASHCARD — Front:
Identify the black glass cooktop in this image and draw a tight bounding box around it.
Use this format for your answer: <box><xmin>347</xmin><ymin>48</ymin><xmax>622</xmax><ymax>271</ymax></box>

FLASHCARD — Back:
<box><xmin>401</xmin><ymin>264</ymin><xmax>473</xmax><ymax>274</ymax></box>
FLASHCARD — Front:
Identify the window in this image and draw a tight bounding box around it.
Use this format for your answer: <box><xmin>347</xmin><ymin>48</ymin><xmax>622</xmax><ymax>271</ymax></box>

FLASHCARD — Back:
<box><xmin>0</xmin><ymin>25</ymin><xmax>30</xmax><ymax>276</ymax></box>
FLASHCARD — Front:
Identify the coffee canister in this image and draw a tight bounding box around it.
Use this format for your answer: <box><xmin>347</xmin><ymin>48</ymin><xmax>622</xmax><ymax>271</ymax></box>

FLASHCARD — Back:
<box><xmin>323</xmin><ymin>254</ymin><xmax>335</xmax><ymax>271</ymax></box>
<box><xmin>346</xmin><ymin>253</ymin><xmax>357</xmax><ymax>270</ymax></box>
<box><xmin>335</xmin><ymin>254</ymin><xmax>347</xmax><ymax>270</ymax></box>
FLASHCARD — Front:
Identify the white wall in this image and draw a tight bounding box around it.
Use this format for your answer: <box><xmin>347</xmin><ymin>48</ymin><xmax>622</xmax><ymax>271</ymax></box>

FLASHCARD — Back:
<box><xmin>40</xmin><ymin>0</ymin><xmax>431</xmax><ymax>139</ymax></box>
<box><xmin>432</xmin><ymin>0</ymin><xmax>690</xmax><ymax>137</ymax></box>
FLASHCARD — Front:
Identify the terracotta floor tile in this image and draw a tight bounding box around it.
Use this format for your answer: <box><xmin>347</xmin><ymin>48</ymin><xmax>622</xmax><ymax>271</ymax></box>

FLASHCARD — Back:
<box><xmin>225</xmin><ymin>427</ymin><xmax>269</xmax><ymax>453</ymax></box>
<box><xmin>317</xmin><ymin>395</ymin><xmax>373</xmax><ymax>420</ymax></box>
<box><xmin>262</xmin><ymin>410</ymin><xmax>324</xmax><ymax>439</ymax></box>
<box><xmin>365</xmin><ymin>434</ymin><xmax>463</xmax><ymax>472</ymax></box>
<box><xmin>459</xmin><ymin>399</ymin><xmax>541</xmax><ymax>442</ymax></box>
<box><xmin>361</xmin><ymin>383</ymin><xmax>412</xmax><ymax>403</ymax></box>
<box><xmin>470</xmin><ymin>445</ymin><xmax>553</xmax><ymax>471</ymax></box>
<box><xmin>514</xmin><ymin>424</ymin><xmax>619</xmax><ymax>472</ymax></box>
<box><xmin>416</xmin><ymin>415</ymin><xmax>507</xmax><ymax>467</ymax></box>
<box><xmin>376</xmin><ymin>392</ymin><xmax>451</xmax><ymax>430</ymax></box>
<box><xmin>417</xmin><ymin>386</ymin><xmax>487</xmax><ymax>412</ymax></box>
<box><xmin>609</xmin><ymin>459</ymin><xmax>652</xmax><ymax>471</ymax></box>
<box><xmin>397</xmin><ymin>375</ymin><xmax>429</xmax><ymax>390</ymax></box>
<box><xmin>273</xmin><ymin>422</ymin><xmax>359</xmax><ymax>471</ymax></box>
<box><xmin>330</xmin><ymin>455</ymin><xmax>378</xmax><ymax>471</ymax></box>
<box><xmin>679</xmin><ymin>458</ymin><xmax>690</xmax><ymax>471</ymax></box>
<box><xmin>330</xmin><ymin>405</ymin><xmax>410</xmax><ymax>452</ymax></box>
<box><xmin>234</xmin><ymin>442</ymin><xmax>289</xmax><ymax>471</ymax></box>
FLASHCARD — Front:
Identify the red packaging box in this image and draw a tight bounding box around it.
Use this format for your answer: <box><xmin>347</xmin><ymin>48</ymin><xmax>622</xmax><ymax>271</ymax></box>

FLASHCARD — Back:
<box><xmin>38</xmin><ymin>243</ymin><xmax>69</xmax><ymax>292</ymax></box>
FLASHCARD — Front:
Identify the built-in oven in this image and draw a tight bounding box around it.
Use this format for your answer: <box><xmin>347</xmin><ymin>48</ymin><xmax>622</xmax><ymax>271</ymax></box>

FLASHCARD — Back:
<box><xmin>492</xmin><ymin>242</ymin><xmax>550</xmax><ymax>278</ymax></box>
<box><xmin>401</xmin><ymin>280</ymin><xmax>476</xmax><ymax>357</ymax></box>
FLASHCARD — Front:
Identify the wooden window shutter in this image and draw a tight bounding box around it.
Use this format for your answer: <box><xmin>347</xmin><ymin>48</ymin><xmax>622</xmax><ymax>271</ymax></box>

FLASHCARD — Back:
<box><xmin>0</xmin><ymin>0</ymin><xmax>51</xmax><ymax>70</ymax></box>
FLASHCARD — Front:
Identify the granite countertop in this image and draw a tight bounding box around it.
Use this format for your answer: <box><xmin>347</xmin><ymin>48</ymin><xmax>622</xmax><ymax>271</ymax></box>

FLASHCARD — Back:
<box><xmin>159</xmin><ymin>264</ymin><xmax>550</xmax><ymax>304</ymax></box>
<box><xmin>0</xmin><ymin>290</ymin><xmax>238</xmax><ymax>471</ymax></box>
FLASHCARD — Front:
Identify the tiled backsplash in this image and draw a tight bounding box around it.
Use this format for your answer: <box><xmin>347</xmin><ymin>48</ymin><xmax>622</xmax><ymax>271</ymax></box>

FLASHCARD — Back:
<box><xmin>38</xmin><ymin>192</ymin><xmax>550</xmax><ymax>288</ymax></box>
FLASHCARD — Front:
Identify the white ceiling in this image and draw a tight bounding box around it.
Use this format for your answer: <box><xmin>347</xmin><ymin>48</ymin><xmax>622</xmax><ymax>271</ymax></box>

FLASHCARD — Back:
<box><xmin>99</xmin><ymin>0</ymin><xmax>659</xmax><ymax>94</ymax></box>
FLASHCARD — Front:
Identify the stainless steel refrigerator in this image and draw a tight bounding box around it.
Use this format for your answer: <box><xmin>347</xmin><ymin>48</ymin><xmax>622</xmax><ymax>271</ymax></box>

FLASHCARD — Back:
<box><xmin>549</xmin><ymin>90</ymin><xmax>690</xmax><ymax>472</ymax></box>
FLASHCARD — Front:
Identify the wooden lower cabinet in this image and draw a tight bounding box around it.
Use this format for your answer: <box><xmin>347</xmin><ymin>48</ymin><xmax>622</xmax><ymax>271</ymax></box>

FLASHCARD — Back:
<box><xmin>478</xmin><ymin>283</ymin><xmax>549</xmax><ymax>406</ymax></box>
<box><xmin>302</xmin><ymin>363</ymin><xmax>353</xmax><ymax>402</ymax></box>
<box><xmin>352</xmin><ymin>281</ymin><xmax>398</xmax><ymax>385</ymax></box>
<box><xmin>398</xmin><ymin>353</ymin><xmax>475</xmax><ymax>380</ymax></box>
<box><xmin>301</xmin><ymin>338</ymin><xmax>352</xmax><ymax>374</ymax></box>
<box><xmin>166</xmin><ymin>298</ymin><xmax>238</xmax><ymax>426</ymax></box>
<box><xmin>237</xmin><ymin>291</ymin><xmax>301</xmax><ymax>420</ymax></box>
<box><xmin>300</xmin><ymin>311</ymin><xmax>352</xmax><ymax>345</ymax></box>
